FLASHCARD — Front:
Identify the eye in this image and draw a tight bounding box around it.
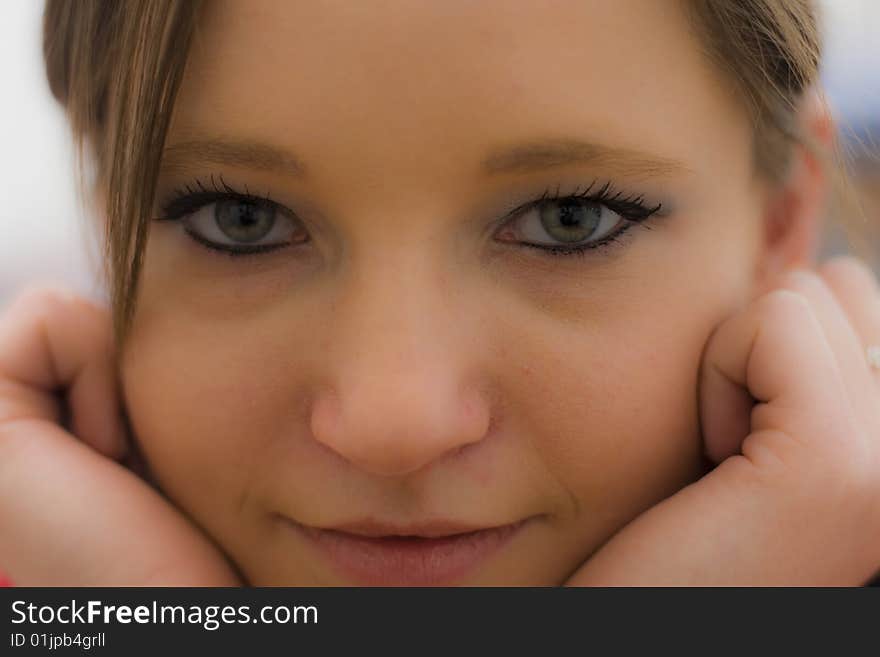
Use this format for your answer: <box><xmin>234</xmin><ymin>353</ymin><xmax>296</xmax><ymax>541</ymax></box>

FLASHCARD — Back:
<box><xmin>505</xmin><ymin>197</ymin><xmax>626</xmax><ymax>248</ymax></box>
<box><xmin>181</xmin><ymin>198</ymin><xmax>308</xmax><ymax>253</ymax></box>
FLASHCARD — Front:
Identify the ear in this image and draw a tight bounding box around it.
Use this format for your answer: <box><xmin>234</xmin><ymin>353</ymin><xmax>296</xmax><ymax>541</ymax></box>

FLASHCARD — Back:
<box><xmin>753</xmin><ymin>90</ymin><xmax>833</xmax><ymax>296</ymax></box>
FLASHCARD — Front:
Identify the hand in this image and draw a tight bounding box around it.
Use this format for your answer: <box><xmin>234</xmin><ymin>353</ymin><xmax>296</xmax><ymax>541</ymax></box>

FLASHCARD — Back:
<box><xmin>565</xmin><ymin>255</ymin><xmax>880</xmax><ymax>586</ymax></box>
<box><xmin>0</xmin><ymin>286</ymin><xmax>241</xmax><ymax>586</ymax></box>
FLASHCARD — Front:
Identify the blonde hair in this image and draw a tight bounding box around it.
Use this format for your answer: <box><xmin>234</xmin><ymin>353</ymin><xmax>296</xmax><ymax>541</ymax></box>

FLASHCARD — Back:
<box><xmin>43</xmin><ymin>0</ymin><xmax>867</xmax><ymax>344</ymax></box>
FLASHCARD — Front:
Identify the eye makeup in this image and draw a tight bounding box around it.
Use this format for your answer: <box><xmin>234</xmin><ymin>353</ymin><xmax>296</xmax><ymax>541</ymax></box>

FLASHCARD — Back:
<box><xmin>153</xmin><ymin>174</ymin><xmax>666</xmax><ymax>260</ymax></box>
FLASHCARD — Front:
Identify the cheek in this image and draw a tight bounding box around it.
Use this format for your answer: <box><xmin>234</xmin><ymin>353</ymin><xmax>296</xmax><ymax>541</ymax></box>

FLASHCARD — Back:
<box><xmin>524</xmin><ymin>320</ymin><xmax>706</xmax><ymax>518</ymax></box>
<box><xmin>119</xmin><ymin>307</ymin><xmax>305</xmax><ymax>555</ymax></box>
<box><xmin>508</xmin><ymin>237</ymin><xmax>759</xmax><ymax>555</ymax></box>
<box><xmin>118</xmin><ymin>231</ymin><xmax>324</xmax><ymax>549</ymax></box>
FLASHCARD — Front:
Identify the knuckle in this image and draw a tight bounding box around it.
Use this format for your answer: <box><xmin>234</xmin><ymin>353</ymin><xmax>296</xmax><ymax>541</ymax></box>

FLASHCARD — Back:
<box><xmin>756</xmin><ymin>287</ymin><xmax>813</xmax><ymax>322</ymax></box>
<box><xmin>776</xmin><ymin>267</ymin><xmax>822</xmax><ymax>295</ymax></box>
<box><xmin>13</xmin><ymin>285</ymin><xmax>77</xmax><ymax>316</ymax></box>
<box><xmin>68</xmin><ymin>294</ymin><xmax>110</xmax><ymax>327</ymax></box>
<box><xmin>9</xmin><ymin>286</ymin><xmax>109</xmax><ymax>328</ymax></box>
<box><xmin>820</xmin><ymin>254</ymin><xmax>869</xmax><ymax>276</ymax></box>
<box><xmin>819</xmin><ymin>255</ymin><xmax>879</xmax><ymax>290</ymax></box>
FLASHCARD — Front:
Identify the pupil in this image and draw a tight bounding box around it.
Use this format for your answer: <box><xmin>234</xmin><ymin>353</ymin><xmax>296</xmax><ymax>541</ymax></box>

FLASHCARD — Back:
<box><xmin>538</xmin><ymin>200</ymin><xmax>600</xmax><ymax>243</ymax></box>
<box><xmin>237</xmin><ymin>204</ymin><xmax>257</xmax><ymax>226</ymax></box>
<box><xmin>559</xmin><ymin>203</ymin><xmax>581</xmax><ymax>227</ymax></box>
<box><xmin>216</xmin><ymin>200</ymin><xmax>274</xmax><ymax>242</ymax></box>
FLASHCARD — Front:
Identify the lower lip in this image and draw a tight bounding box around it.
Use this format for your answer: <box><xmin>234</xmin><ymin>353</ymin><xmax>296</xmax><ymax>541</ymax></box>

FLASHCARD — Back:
<box><xmin>283</xmin><ymin>518</ymin><xmax>529</xmax><ymax>586</ymax></box>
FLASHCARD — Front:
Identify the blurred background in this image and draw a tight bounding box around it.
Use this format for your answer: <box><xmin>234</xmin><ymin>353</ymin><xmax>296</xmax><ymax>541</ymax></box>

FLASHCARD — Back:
<box><xmin>0</xmin><ymin>1</ymin><xmax>878</xmax><ymax>309</ymax></box>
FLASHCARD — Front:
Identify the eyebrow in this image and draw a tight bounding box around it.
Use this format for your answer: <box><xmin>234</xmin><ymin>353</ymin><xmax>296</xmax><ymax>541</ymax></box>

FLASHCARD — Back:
<box><xmin>161</xmin><ymin>138</ymin><xmax>307</xmax><ymax>177</ymax></box>
<box><xmin>160</xmin><ymin>136</ymin><xmax>688</xmax><ymax>180</ymax></box>
<box><xmin>481</xmin><ymin>137</ymin><xmax>688</xmax><ymax>178</ymax></box>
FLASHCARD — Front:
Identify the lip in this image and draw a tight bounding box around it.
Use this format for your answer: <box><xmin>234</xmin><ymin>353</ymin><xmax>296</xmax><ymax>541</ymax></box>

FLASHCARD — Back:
<box><xmin>280</xmin><ymin>516</ymin><xmax>532</xmax><ymax>586</ymax></box>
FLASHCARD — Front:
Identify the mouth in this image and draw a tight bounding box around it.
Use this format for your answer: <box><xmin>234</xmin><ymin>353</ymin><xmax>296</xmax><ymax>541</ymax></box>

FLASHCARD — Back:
<box><xmin>278</xmin><ymin>516</ymin><xmax>533</xmax><ymax>586</ymax></box>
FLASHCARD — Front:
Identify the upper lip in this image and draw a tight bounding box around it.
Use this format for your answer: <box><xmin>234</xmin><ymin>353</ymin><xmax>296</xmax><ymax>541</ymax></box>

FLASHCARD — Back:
<box><xmin>300</xmin><ymin>518</ymin><xmax>524</xmax><ymax>539</ymax></box>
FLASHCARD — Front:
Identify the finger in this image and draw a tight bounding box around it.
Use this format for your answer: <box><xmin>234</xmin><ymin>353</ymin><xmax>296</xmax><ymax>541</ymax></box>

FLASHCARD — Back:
<box><xmin>0</xmin><ymin>421</ymin><xmax>239</xmax><ymax>585</ymax></box>
<box><xmin>773</xmin><ymin>266</ymin><xmax>876</xmax><ymax>408</ymax></box>
<box><xmin>818</xmin><ymin>255</ymin><xmax>880</xmax><ymax>379</ymax></box>
<box><xmin>699</xmin><ymin>286</ymin><xmax>848</xmax><ymax>464</ymax></box>
<box><xmin>0</xmin><ymin>286</ymin><xmax>128</xmax><ymax>460</ymax></box>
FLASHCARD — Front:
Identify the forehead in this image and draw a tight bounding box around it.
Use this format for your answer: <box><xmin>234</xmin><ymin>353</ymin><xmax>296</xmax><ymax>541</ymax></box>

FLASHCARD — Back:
<box><xmin>169</xmin><ymin>0</ymin><xmax>749</xmax><ymax>191</ymax></box>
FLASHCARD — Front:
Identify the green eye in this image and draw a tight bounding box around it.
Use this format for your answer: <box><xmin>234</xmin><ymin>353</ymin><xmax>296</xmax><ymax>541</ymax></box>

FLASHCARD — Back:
<box><xmin>538</xmin><ymin>200</ymin><xmax>602</xmax><ymax>243</ymax></box>
<box><xmin>215</xmin><ymin>199</ymin><xmax>276</xmax><ymax>243</ymax></box>
<box><xmin>508</xmin><ymin>196</ymin><xmax>623</xmax><ymax>249</ymax></box>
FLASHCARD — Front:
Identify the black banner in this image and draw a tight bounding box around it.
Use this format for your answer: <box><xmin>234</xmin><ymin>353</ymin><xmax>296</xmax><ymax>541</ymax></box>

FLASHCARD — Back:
<box><xmin>1</xmin><ymin>587</ymin><xmax>878</xmax><ymax>654</ymax></box>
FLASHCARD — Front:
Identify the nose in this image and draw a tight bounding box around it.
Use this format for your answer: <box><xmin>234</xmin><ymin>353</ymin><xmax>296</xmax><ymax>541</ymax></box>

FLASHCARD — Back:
<box><xmin>309</xmin><ymin>254</ymin><xmax>491</xmax><ymax>477</ymax></box>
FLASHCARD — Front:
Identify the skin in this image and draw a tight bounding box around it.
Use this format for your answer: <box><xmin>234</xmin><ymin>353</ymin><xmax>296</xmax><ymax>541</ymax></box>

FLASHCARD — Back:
<box><xmin>3</xmin><ymin>1</ymin><xmax>877</xmax><ymax>586</ymax></box>
<box><xmin>116</xmin><ymin>0</ymin><xmax>777</xmax><ymax>584</ymax></box>
<box><xmin>119</xmin><ymin>0</ymin><xmax>804</xmax><ymax>585</ymax></box>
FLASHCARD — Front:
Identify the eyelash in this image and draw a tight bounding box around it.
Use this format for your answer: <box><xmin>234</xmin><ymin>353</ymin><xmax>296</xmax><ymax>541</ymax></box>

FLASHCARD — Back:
<box><xmin>502</xmin><ymin>180</ymin><xmax>662</xmax><ymax>258</ymax></box>
<box><xmin>154</xmin><ymin>175</ymin><xmax>663</xmax><ymax>259</ymax></box>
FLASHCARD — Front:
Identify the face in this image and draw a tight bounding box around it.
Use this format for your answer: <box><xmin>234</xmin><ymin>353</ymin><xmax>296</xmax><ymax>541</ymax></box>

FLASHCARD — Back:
<box><xmin>120</xmin><ymin>0</ymin><xmax>772</xmax><ymax>585</ymax></box>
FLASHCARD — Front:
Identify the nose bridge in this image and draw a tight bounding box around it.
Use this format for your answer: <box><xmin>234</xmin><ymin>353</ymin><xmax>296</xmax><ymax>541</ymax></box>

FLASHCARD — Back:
<box><xmin>347</xmin><ymin>244</ymin><xmax>443</xmax><ymax>360</ymax></box>
<box><xmin>310</xmin><ymin>246</ymin><xmax>489</xmax><ymax>477</ymax></box>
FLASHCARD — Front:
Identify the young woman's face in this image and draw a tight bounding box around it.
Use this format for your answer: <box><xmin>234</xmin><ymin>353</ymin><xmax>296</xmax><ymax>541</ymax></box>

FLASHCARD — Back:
<box><xmin>120</xmin><ymin>0</ymin><xmax>771</xmax><ymax>585</ymax></box>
